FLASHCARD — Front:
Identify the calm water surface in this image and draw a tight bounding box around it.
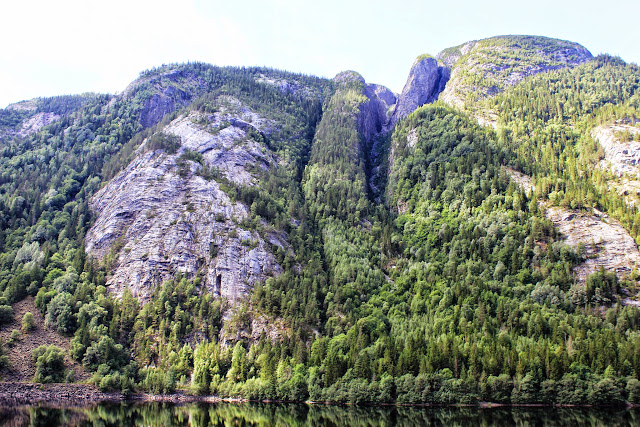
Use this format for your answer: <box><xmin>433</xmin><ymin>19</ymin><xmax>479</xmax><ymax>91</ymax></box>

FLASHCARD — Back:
<box><xmin>1</xmin><ymin>402</ymin><xmax>639</xmax><ymax>426</ymax></box>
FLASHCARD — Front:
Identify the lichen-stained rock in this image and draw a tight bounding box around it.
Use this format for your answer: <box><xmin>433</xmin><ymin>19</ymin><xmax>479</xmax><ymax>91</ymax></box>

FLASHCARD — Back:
<box><xmin>85</xmin><ymin>102</ymin><xmax>285</xmax><ymax>302</ymax></box>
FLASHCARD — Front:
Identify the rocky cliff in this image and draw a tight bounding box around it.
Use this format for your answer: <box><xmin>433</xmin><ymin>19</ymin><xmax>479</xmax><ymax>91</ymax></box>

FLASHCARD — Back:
<box><xmin>123</xmin><ymin>67</ymin><xmax>211</xmax><ymax>129</ymax></box>
<box><xmin>387</xmin><ymin>56</ymin><xmax>448</xmax><ymax>129</ymax></box>
<box><xmin>385</xmin><ymin>36</ymin><xmax>591</xmax><ymax>132</ymax></box>
<box><xmin>85</xmin><ymin>99</ymin><xmax>287</xmax><ymax>301</ymax></box>
<box><xmin>329</xmin><ymin>71</ymin><xmax>396</xmax><ymax>152</ymax></box>
<box><xmin>360</xmin><ymin>82</ymin><xmax>396</xmax><ymax>143</ymax></box>
<box><xmin>506</xmin><ymin>168</ymin><xmax>640</xmax><ymax>288</ymax></box>
<box><xmin>593</xmin><ymin>124</ymin><xmax>640</xmax><ymax>206</ymax></box>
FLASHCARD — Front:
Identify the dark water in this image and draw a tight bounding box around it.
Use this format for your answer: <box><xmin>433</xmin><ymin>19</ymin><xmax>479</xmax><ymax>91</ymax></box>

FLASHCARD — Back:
<box><xmin>1</xmin><ymin>402</ymin><xmax>639</xmax><ymax>426</ymax></box>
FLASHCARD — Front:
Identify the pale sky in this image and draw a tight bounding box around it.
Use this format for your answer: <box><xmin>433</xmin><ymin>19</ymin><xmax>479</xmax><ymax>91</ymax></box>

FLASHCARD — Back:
<box><xmin>1</xmin><ymin>0</ymin><xmax>638</xmax><ymax>108</ymax></box>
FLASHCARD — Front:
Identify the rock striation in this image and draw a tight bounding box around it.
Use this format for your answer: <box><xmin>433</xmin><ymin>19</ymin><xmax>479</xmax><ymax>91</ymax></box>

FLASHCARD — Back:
<box><xmin>85</xmin><ymin>99</ymin><xmax>286</xmax><ymax>302</ymax></box>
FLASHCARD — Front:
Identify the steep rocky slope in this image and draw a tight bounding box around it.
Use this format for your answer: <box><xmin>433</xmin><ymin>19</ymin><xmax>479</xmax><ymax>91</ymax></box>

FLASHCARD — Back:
<box><xmin>386</xmin><ymin>35</ymin><xmax>591</xmax><ymax>133</ymax></box>
<box><xmin>121</xmin><ymin>67</ymin><xmax>211</xmax><ymax>129</ymax></box>
<box><xmin>85</xmin><ymin>100</ymin><xmax>287</xmax><ymax>301</ymax></box>
<box><xmin>593</xmin><ymin>123</ymin><xmax>640</xmax><ymax>206</ymax></box>
<box><xmin>86</xmin><ymin>67</ymin><xmax>394</xmax><ymax>303</ymax></box>
<box><xmin>506</xmin><ymin>169</ymin><xmax>640</xmax><ymax>286</ymax></box>
<box><xmin>546</xmin><ymin>206</ymin><xmax>640</xmax><ymax>284</ymax></box>
<box><xmin>0</xmin><ymin>297</ymin><xmax>90</xmax><ymax>382</ymax></box>
<box><xmin>332</xmin><ymin>71</ymin><xmax>396</xmax><ymax>143</ymax></box>
<box><xmin>387</xmin><ymin>56</ymin><xmax>448</xmax><ymax>129</ymax></box>
<box><xmin>0</xmin><ymin>95</ymin><xmax>96</xmax><ymax>141</ymax></box>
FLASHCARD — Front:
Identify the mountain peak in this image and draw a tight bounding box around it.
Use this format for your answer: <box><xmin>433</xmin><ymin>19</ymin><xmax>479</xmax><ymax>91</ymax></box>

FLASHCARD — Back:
<box><xmin>437</xmin><ymin>35</ymin><xmax>593</xmax><ymax>107</ymax></box>
<box><xmin>387</xmin><ymin>54</ymin><xmax>449</xmax><ymax>129</ymax></box>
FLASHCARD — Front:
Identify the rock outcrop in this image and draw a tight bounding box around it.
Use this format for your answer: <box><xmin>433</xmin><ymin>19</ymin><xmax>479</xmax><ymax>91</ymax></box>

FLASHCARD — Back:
<box><xmin>123</xmin><ymin>67</ymin><xmax>210</xmax><ymax>129</ymax></box>
<box><xmin>506</xmin><ymin>168</ymin><xmax>640</xmax><ymax>286</ymax></box>
<box><xmin>594</xmin><ymin>124</ymin><xmax>640</xmax><ymax>177</ymax></box>
<box><xmin>546</xmin><ymin>206</ymin><xmax>640</xmax><ymax>284</ymax></box>
<box><xmin>17</xmin><ymin>112</ymin><xmax>60</xmax><ymax>137</ymax></box>
<box><xmin>330</xmin><ymin>71</ymin><xmax>396</xmax><ymax>144</ymax></box>
<box><xmin>387</xmin><ymin>56</ymin><xmax>448</xmax><ymax>129</ymax></box>
<box><xmin>360</xmin><ymin>83</ymin><xmax>396</xmax><ymax>143</ymax></box>
<box><xmin>85</xmin><ymin>99</ymin><xmax>285</xmax><ymax>302</ymax></box>
<box><xmin>593</xmin><ymin>124</ymin><xmax>640</xmax><ymax>206</ymax></box>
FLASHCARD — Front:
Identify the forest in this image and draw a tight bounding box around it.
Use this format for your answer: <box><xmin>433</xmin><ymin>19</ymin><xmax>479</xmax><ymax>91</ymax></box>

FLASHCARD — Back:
<box><xmin>1</xmin><ymin>52</ymin><xmax>640</xmax><ymax>406</ymax></box>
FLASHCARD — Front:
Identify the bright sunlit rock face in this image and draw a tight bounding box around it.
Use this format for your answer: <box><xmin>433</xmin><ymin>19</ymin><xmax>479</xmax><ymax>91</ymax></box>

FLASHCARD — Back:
<box><xmin>86</xmin><ymin>107</ymin><xmax>284</xmax><ymax>302</ymax></box>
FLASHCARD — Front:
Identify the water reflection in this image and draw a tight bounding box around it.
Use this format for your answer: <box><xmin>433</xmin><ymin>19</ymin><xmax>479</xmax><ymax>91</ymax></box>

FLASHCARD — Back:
<box><xmin>1</xmin><ymin>402</ymin><xmax>639</xmax><ymax>426</ymax></box>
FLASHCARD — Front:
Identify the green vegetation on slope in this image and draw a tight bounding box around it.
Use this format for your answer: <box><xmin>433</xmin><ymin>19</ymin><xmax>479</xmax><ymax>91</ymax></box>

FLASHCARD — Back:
<box><xmin>2</xmin><ymin>52</ymin><xmax>640</xmax><ymax>406</ymax></box>
<box><xmin>0</xmin><ymin>63</ymin><xmax>332</xmax><ymax>391</ymax></box>
<box><xmin>489</xmin><ymin>55</ymin><xmax>640</xmax><ymax>240</ymax></box>
<box><xmin>438</xmin><ymin>35</ymin><xmax>592</xmax><ymax>106</ymax></box>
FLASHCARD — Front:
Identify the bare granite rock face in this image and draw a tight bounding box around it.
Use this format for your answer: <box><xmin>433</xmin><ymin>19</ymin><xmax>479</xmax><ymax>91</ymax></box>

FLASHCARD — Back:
<box><xmin>330</xmin><ymin>71</ymin><xmax>396</xmax><ymax>144</ymax></box>
<box><xmin>328</xmin><ymin>72</ymin><xmax>397</xmax><ymax>202</ymax></box>
<box><xmin>546</xmin><ymin>207</ymin><xmax>640</xmax><ymax>283</ymax></box>
<box><xmin>123</xmin><ymin>67</ymin><xmax>210</xmax><ymax>129</ymax></box>
<box><xmin>594</xmin><ymin>125</ymin><xmax>640</xmax><ymax>178</ymax></box>
<box><xmin>387</xmin><ymin>56</ymin><xmax>448</xmax><ymax>130</ymax></box>
<box><xmin>593</xmin><ymin>124</ymin><xmax>640</xmax><ymax>206</ymax></box>
<box><xmin>370</xmin><ymin>84</ymin><xmax>397</xmax><ymax>110</ymax></box>
<box><xmin>505</xmin><ymin>168</ymin><xmax>640</xmax><ymax>285</ymax></box>
<box><xmin>17</xmin><ymin>112</ymin><xmax>60</xmax><ymax>137</ymax></box>
<box><xmin>360</xmin><ymin>83</ymin><xmax>396</xmax><ymax>142</ymax></box>
<box><xmin>85</xmin><ymin>100</ymin><xmax>285</xmax><ymax>302</ymax></box>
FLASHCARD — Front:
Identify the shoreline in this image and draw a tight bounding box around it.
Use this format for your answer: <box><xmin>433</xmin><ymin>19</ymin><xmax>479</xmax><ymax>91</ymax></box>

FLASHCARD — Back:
<box><xmin>0</xmin><ymin>382</ymin><xmax>636</xmax><ymax>409</ymax></box>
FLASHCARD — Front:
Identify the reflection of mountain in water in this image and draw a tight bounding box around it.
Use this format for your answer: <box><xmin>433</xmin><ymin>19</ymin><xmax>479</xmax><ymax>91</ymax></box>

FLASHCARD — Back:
<box><xmin>1</xmin><ymin>402</ymin><xmax>639</xmax><ymax>426</ymax></box>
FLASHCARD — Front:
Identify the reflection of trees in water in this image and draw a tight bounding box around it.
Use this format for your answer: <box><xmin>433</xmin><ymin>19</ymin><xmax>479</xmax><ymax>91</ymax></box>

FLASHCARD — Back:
<box><xmin>3</xmin><ymin>403</ymin><xmax>640</xmax><ymax>426</ymax></box>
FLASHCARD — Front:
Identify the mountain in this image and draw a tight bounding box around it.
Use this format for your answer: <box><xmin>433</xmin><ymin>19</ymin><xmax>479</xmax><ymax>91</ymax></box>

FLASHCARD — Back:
<box><xmin>437</xmin><ymin>35</ymin><xmax>592</xmax><ymax>107</ymax></box>
<box><xmin>1</xmin><ymin>35</ymin><xmax>640</xmax><ymax>405</ymax></box>
<box><xmin>389</xmin><ymin>35</ymin><xmax>593</xmax><ymax>128</ymax></box>
<box><xmin>85</xmin><ymin>66</ymin><xmax>330</xmax><ymax>302</ymax></box>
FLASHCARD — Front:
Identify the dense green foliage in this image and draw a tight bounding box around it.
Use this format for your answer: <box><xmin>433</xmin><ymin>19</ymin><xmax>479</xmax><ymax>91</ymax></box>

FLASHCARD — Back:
<box><xmin>490</xmin><ymin>55</ymin><xmax>640</xmax><ymax>240</ymax></box>
<box><xmin>1</xmin><ymin>51</ymin><xmax>640</xmax><ymax>406</ymax></box>
<box><xmin>32</xmin><ymin>344</ymin><xmax>66</xmax><ymax>383</ymax></box>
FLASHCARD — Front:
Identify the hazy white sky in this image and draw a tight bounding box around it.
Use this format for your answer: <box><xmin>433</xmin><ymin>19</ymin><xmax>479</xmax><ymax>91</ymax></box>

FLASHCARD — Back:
<box><xmin>1</xmin><ymin>0</ymin><xmax>638</xmax><ymax>108</ymax></box>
